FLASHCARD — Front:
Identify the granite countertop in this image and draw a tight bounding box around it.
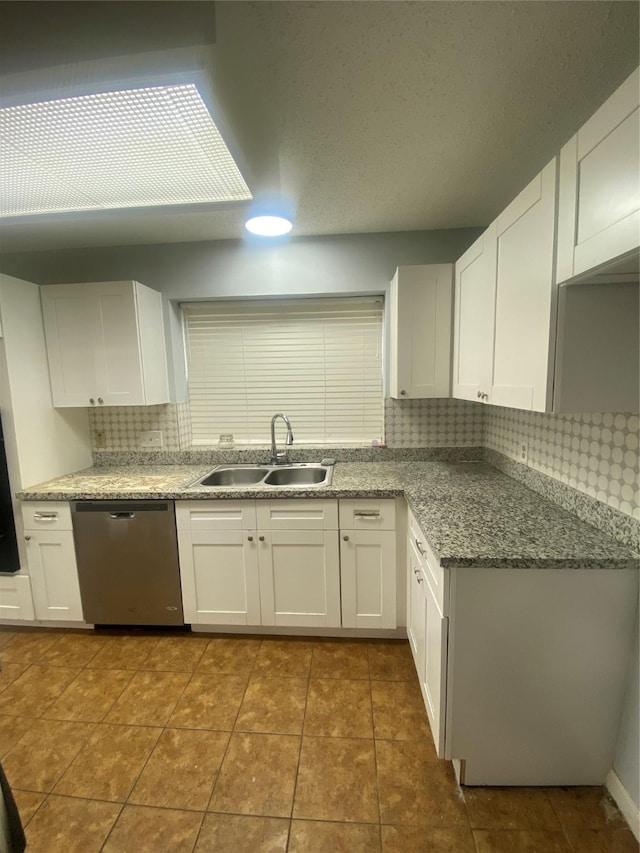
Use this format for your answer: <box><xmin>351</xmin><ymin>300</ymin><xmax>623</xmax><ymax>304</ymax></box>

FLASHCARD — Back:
<box><xmin>17</xmin><ymin>461</ymin><xmax>639</xmax><ymax>570</ymax></box>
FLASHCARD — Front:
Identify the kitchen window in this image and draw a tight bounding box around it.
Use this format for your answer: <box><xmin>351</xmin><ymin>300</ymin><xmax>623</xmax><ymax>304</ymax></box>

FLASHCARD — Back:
<box><xmin>182</xmin><ymin>297</ymin><xmax>383</xmax><ymax>445</ymax></box>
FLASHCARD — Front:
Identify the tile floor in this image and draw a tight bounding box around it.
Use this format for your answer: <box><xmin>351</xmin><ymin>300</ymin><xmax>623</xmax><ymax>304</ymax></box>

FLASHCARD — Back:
<box><xmin>0</xmin><ymin>627</ymin><xmax>636</xmax><ymax>853</ymax></box>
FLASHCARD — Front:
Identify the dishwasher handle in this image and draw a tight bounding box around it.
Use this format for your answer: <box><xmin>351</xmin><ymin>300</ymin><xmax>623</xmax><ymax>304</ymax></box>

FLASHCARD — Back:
<box><xmin>109</xmin><ymin>512</ymin><xmax>136</xmax><ymax>520</ymax></box>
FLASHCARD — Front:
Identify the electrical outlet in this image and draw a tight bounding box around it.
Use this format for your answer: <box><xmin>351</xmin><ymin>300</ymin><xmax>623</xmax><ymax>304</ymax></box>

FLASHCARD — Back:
<box><xmin>94</xmin><ymin>430</ymin><xmax>106</xmax><ymax>449</ymax></box>
<box><xmin>519</xmin><ymin>441</ymin><xmax>529</xmax><ymax>464</ymax></box>
<box><xmin>138</xmin><ymin>430</ymin><xmax>163</xmax><ymax>448</ymax></box>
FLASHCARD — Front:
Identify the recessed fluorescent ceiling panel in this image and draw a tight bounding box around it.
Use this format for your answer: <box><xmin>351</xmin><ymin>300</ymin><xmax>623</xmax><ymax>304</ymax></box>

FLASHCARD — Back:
<box><xmin>0</xmin><ymin>83</ymin><xmax>252</xmax><ymax>217</ymax></box>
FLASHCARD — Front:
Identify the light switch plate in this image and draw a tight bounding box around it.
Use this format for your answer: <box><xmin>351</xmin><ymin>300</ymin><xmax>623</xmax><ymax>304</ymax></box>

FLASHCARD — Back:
<box><xmin>139</xmin><ymin>430</ymin><xmax>163</xmax><ymax>448</ymax></box>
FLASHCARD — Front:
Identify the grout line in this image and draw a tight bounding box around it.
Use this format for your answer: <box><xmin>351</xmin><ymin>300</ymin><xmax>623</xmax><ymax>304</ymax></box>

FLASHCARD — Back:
<box><xmin>367</xmin><ymin>644</ymin><xmax>384</xmax><ymax>851</ymax></box>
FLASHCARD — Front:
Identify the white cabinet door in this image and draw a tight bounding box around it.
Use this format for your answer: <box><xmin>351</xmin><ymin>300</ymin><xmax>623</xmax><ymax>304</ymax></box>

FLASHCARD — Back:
<box><xmin>25</xmin><ymin>530</ymin><xmax>83</xmax><ymax>622</ymax></box>
<box><xmin>407</xmin><ymin>538</ymin><xmax>426</xmax><ymax>682</ymax></box>
<box><xmin>340</xmin><ymin>529</ymin><xmax>396</xmax><ymax>629</ymax></box>
<box><xmin>423</xmin><ymin>576</ymin><xmax>448</xmax><ymax>756</ymax></box>
<box><xmin>452</xmin><ymin>225</ymin><xmax>497</xmax><ymax>403</ymax></box>
<box><xmin>178</xmin><ymin>529</ymin><xmax>261</xmax><ymax>626</ymax></box>
<box><xmin>41</xmin><ymin>281</ymin><xmax>169</xmax><ymax>407</ymax></box>
<box><xmin>557</xmin><ymin>68</ymin><xmax>640</xmax><ymax>283</ymax></box>
<box><xmin>258</xmin><ymin>529</ymin><xmax>341</xmax><ymax>628</ymax></box>
<box><xmin>389</xmin><ymin>264</ymin><xmax>453</xmax><ymax>399</ymax></box>
<box><xmin>491</xmin><ymin>159</ymin><xmax>557</xmax><ymax>412</ymax></box>
<box><xmin>0</xmin><ymin>575</ymin><xmax>35</xmax><ymax>622</ymax></box>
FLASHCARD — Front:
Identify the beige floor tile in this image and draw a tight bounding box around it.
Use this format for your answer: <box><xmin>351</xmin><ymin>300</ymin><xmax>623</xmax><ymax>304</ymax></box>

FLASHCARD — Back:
<box><xmin>195</xmin><ymin>813</ymin><xmax>289</xmax><ymax>852</ymax></box>
<box><xmin>0</xmin><ymin>631</ymin><xmax>61</xmax><ymax>664</ymax></box>
<box><xmin>0</xmin><ymin>630</ymin><xmax>16</xmax><ymax>649</ymax></box>
<box><xmin>0</xmin><ymin>661</ymin><xmax>28</xmax><ymax>693</ymax></box>
<box><xmin>376</xmin><ymin>739</ymin><xmax>468</xmax><ymax>828</ymax></box>
<box><xmin>382</xmin><ymin>825</ymin><xmax>477</xmax><ymax>852</ymax></box>
<box><xmin>235</xmin><ymin>676</ymin><xmax>307</xmax><ymax>734</ymax></box>
<box><xmin>0</xmin><ymin>713</ymin><xmax>30</xmax><ymax>758</ymax></box>
<box><xmin>473</xmin><ymin>829</ymin><xmax>573</xmax><ymax>852</ymax></box>
<box><xmin>2</xmin><ymin>718</ymin><xmax>95</xmax><ymax>792</ymax></box>
<box><xmin>38</xmin><ymin>632</ymin><xmax>109</xmax><ymax>667</ymax></box>
<box><xmin>169</xmin><ymin>673</ymin><xmax>248</xmax><ymax>730</ymax></box>
<box><xmin>304</xmin><ymin>678</ymin><xmax>373</xmax><ymax>738</ymax></box>
<box><xmin>86</xmin><ymin>635</ymin><xmax>161</xmax><ymax>670</ymax></box>
<box><xmin>104</xmin><ymin>669</ymin><xmax>190</xmax><ymax>726</ymax></box>
<box><xmin>12</xmin><ymin>789</ymin><xmax>46</xmax><ymax>827</ymax></box>
<box><xmin>209</xmin><ymin>732</ymin><xmax>301</xmax><ymax>817</ymax></box>
<box><xmin>0</xmin><ymin>664</ymin><xmax>80</xmax><ymax>717</ymax></box>
<box><xmin>371</xmin><ymin>680</ymin><xmax>432</xmax><ymax>740</ymax></box>
<box><xmin>140</xmin><ymin>634</ymin><xmax>209</xmax><ymax>671</ymax></box>
<box><xmin>42</xmin><ymin>667</ymin><xmax>134</xmax><ymax>722</ymax></box>
<box><xmin>129</xmin><ymin>728</ymin><xmax>229</xmax><ymax>811</ymax></box>
<box><xmin>464</xmin><ymin>786</ymin><xmax>561</xmax><ymax>830</ymax></box>
<box><xmin>293</xmin><ymin>735</ymin><xmax>379</xmax><ymax>824</ymax></box>
<box><xmin>311</xmin><ymin>640</ymin><xmax>370</xmax><ymax>679</ymax></box>
<box><xmin>197</xmin><ymin>637</ymin><xmax>263</xmax><ymax>675</ymax></box>
<box><xmin>54</xmin><ymin>723</ymin><xmax>161</xmax><ymax>802</ymax></box>
<box><xmin>564</xmin><ymin>827</ymin><xmax>640</xmax><ymax>852</ymax></box>
<box><xmin>254</xmin><ymin>639</ymin><xmax>313</xmax><ymax>677</ymax></box>
<box><xmin>547</xmin><ymin>787</ymin><xmax>629</xmax><ymax>830</ymax></box>
<box><xmin>24</xmin><ymin>794</ymin><xmax>121</xmax><ymax>853</ymax></box>
<box><xmin>102</xmin><ymin>804</ymin><xmax>203</xmax><ymax>853</ymax></box>
<box><xmin>289</xmin><ymin>819</ymin><xmax>381</xmax><ymax>852</ymax></box>
<box><xmin>368</xmin><ymin>640</ymin><xmax>417</xmax><ymax>681</ymax></box>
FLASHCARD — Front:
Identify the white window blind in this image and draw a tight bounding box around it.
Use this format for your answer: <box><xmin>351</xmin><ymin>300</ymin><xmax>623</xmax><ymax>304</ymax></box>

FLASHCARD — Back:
<box><xmin>182</xmin><ymin>297</ymin><xmax>383</xmax><ymax>445</ymax></box>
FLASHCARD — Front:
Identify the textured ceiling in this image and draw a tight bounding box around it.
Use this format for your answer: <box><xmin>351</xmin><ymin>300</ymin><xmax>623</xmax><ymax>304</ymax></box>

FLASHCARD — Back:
<box><xmin>0</xmin><ymin>0</ymin><xmax>638</xmax><ymax>253</ymax></box>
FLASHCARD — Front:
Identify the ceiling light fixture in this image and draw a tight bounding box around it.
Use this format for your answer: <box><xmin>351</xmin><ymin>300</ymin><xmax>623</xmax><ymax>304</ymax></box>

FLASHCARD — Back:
<box><xmin>244</xmin><ymin>193</ymin><xmax>294</xmax><ymax>238</ymax></box>
<box><xmin>0</xmin><ymin>83</ymin><xmax>252</xmax><ymax>217</ymax></box>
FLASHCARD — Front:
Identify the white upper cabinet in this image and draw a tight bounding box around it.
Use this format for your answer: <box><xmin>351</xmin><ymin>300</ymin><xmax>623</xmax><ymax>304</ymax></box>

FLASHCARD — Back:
<box><xmin>452</xmin><ymin>225</ymin><xmax>497</xmax><ymax>403</ymax></box>
<box><xmin>491</xmin><ymin>159</ymin><xmax>558</xmax><ymax>412</ymax></box>
<box><xmin>41</xmin><ymin>280</ymin><xmax>170</xmax><ymax>407</ymax></box>
<box><xmin>389</xmin><ymin>264</ymin><xmax>453</xmax><ymax>399</ymax></box>
<box><xmin>556</xmin><ymin>68</ymin><xmax>640</xmax><ymax>283</ymax></box>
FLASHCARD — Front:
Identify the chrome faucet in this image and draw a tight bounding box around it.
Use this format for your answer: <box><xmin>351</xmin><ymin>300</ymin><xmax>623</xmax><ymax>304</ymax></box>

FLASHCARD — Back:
<box><xmin>270</xmin><ymin>413</ymin><xmax>294</xmax><ymax>465</ymax></box>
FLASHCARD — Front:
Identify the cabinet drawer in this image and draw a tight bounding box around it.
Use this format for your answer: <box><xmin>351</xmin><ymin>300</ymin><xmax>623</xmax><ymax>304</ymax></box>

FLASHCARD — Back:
<box><xmin>0</xmin><ymin>575</ymin><xmax>35</xmax><ymax>621</ymax></box>
<box><xmin>339</xmin><ymin>499</ymin><xmax>396</xmax><ymax>530</ymax></box>
<box><xmin>21</xmin><ymin>501</ymin><xmax>72</xmax><ymax>531</ymax></box>
<box><xmin>176</xmin><ymin>501</ymin><xmax>257</xmax><ymax>531</ymax></box>
<box><xmin>408</xmin><ymin>509</ymin><xmax>448</xmax><ymax>615</ymax></box>
<box><xmin>256</xmin><ymin>500</ymin><xmax>338</xmax><ymax>531</ymax></box>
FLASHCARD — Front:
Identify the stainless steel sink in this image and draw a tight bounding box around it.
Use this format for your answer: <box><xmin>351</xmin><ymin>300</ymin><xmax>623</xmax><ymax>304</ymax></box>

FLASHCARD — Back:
<box><xmin>264</xmin><ymin>467</ymin><xmax>328</xmax><ymax>486</ymax></box>
<box><xmin>199</xmin><ymin>467</ymin><xmax>269</xmax><ymax>486</ymax></box>
<box><xmin>190</xmin><ymin>462</ymin><xmax>333</xmax><ymax>489</ymax></box>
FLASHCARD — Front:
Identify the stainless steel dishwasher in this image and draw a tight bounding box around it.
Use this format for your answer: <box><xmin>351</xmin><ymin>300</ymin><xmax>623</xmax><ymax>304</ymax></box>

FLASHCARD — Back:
<box><xmin>71</xmin><ymin>501</ymin><xmax>184</xmax><ymax>626</ymax></box>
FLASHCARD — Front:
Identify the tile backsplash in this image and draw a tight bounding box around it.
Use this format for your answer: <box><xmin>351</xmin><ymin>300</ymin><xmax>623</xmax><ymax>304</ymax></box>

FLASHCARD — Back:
<box><xmin>89</xmin><ymin>399</ymin><xmax>639</xmax><ymax>523</ymax></box>
<box><xmin>484</xmin><ymin>407</ymin><xmax>639</xmax><ymax>522</ymax></box>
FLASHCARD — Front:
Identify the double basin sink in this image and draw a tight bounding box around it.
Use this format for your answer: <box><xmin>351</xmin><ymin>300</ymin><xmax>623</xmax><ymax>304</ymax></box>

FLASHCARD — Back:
<box><xmin>190</xmin><ymin>462</ymin><xmax>333</xmax><ymax>489</ymax></box>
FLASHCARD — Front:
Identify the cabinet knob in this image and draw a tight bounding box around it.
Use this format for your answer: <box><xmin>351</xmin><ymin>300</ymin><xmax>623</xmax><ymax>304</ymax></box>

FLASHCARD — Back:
<box><xmin>343</xmin><ymin>535</ymin><xmax>349</xmax><ymax>541</ymax></box>
<box><xmin>247</xmin><ymin>535</ymin><xmax>253</xmax><ymax>542</ymax></box>
<box><xmin>400</xmin><ymin>389</ymin><xmax>407</xmax><ymax>396</ymax></box>
<box><xmin>258</xmin><ymin>535</ymin><xmax>265</xmax><ymax>542</ymax></box>
<box><xmin>476</xmin><ymin>391</ymin><xmax>482</xmax><ymax>399</ymax></box>
<box><xmin>89</xmin><ymin>398</ymin><xmax>95</xmax><ymax>405</ymax></box>
<box><xmin>98</xmin><ymin>397</ymin><xmax>104</xmax><ymax>404</ymax></box>
<box><xmin>24</xmin><ymin>535</ymin><xmax>31</xmax><ymax>541</ymax></box>
<box><xmin>417</xmin><ymin>576</ymin><xmax>423</xmax><ymax>584</ymax></box>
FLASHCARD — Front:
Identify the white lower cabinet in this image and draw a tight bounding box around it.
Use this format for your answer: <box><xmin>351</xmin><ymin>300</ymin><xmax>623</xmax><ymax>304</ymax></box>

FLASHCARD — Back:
<box><xmin>407</xmin><ymin>512</ymin><xmax>448</xmax><ymax>756</ymax></box>
<box><xmin>20</xmin><ymin>502</ymin><xmax>83</xmax><ymax>622</ymax></box>
<box><xmin>0</xmin><ymin>574</ymin><xmax>35</xmax><ymax>621</ymax></box>
<box><xmin>407</xmin><ymin>507</ymin><xmax>639</xmax><ymax>785</ymax></box>
<box><xmin>258</xmin><ymin>528</ymin><xmax>341</xmax><ymax>628</ymax></box>
<box><xmin>177</xmin><ymin>529</ymin><xmax>261</xmax><ymax>626</ymax></box>
<box><xmin>340</xmin><ymin>499</ymin><xmax>397</xmax><ymax>629</ymax></box>
<box><xmin>177</xmin><ymin>499</ymin><xmax>342</xmax><ymax>629</ymax></box>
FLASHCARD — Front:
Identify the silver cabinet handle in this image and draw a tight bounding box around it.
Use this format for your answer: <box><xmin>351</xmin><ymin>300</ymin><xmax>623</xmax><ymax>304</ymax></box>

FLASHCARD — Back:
<box><xmin>343</xmin><ymin>535</ymin><xmax>349</xmax><ymax>541</ymax></box>
<box><xmin>259</xmin><ymin>535</ymin><xmax>265</xmax><ymax>542</ymax></box>
<box><xmin>414</xmin><ymin>538</ymin><xmax>426</xmax><ymax>555</ymax></box>
<box><xmin>89</xmin><ymin>398</ymin><xmax>95</xmax><ymax>405</ymax></box>
<box><xmin>416</xmin><ymin>575</ymin><xmax>423</xmax><ymax>584</ymax></box>
<box><xmin>34</xmin><ymin>512</ymin><xmax>58</xmax><ymax>521</ymax></box>
<box><xmin>354</xmin><ymin>510</ymin><xmax>380</xmax><ymax>518</ymax></box>
<box><xmin>24</xmin><ymin>535</ymin><xmax>31</xmax><ymax>541</ymax></box>
<box><xmin>400</xmin><ymin>389</ymin><xmax>407</xmax><ymax>396</ymax></box>
<box><xmin>247</xmin><ymin>536</ymin><xmax>254</xmax><ymax>542</ymax></box>
<box><xmin>98</xmin><ymin>397</ymin><xmax>104</xmax><ymax>404</ymax></box>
